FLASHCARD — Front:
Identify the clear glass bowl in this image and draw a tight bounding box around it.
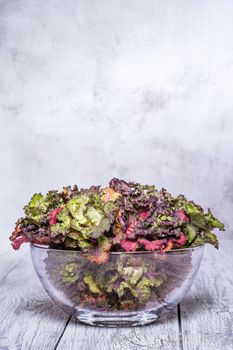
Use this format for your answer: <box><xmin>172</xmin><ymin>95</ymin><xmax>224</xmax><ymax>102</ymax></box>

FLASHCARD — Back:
<box><xmin>30</xmin><ymin>244</ymin><xmax>204</xmax><ymax>327</ymax></box>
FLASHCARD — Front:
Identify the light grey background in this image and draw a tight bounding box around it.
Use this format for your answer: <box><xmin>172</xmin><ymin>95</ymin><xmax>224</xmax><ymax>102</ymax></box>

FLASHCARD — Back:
<box><xmin>1</xmin><ymin>0</ymin><xmax>232</xmax><ymax>243</ymax></box>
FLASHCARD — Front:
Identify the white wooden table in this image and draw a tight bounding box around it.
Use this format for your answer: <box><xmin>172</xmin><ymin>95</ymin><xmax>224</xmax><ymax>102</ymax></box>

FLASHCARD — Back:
<box><xmin>0</xmin><ymin>240</ymin><xmax>232</xmax><ymax>350</ymax></box>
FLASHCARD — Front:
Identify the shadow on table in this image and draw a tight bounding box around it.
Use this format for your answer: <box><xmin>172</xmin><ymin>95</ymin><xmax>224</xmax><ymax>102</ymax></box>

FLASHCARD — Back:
<box><xmin>16</xmin><ymin>294</ymin><xmax>69</xmax><ymax>322</ymax></box>
<box><xmin>179</xmin><ymin>288</ymin><xmax>215</xmax><ymax>320</ymax></box>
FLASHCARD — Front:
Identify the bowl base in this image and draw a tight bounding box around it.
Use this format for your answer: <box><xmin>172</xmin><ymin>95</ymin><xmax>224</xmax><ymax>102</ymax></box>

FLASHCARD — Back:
<box><xmin>74</xmin><ymin>309</ymin><xmax>161</xmax><ymax>327</ymax></box>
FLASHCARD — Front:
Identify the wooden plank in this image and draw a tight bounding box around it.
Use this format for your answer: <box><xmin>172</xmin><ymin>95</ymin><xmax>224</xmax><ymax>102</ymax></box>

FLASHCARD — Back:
<box><xmin>0</xmin><ymin>252</ymin><xmax>70</xmax><ymax>350</ymax></box>
<box><xmin>0</xmin><ymin>242</ymin><xmax>180</xmax><ymax>350</ymax></box>
<box><xmin>0</xmin><ymin>243</ymin><xmax>27</xmax><ymax>280</ymax></box>
<box><xmin>56</xmin><ymin>308</ymin><xmax>180</xmax><ymax>350</ymax></box>
<box><xmin>2</xmin><ymin>240</ymin><xmax>232</xmax><ymax>349</ymax></box>
<box><xmin>180</xmin><ymin>240</ymin><xmax>233</xmax><ymax>350</ymax></box>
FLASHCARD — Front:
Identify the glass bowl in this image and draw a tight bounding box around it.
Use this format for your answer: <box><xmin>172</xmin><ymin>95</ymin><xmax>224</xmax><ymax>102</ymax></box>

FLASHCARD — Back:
<box><xmin>30</xmin><ymin>243</ymin><xmax>204</xmax><ymax>327</ymax></box>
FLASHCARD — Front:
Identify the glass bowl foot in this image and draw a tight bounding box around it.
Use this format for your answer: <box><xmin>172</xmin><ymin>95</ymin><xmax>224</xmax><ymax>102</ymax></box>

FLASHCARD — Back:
<box><xmin>75</xmin><ymin>309</ymin><xmax>160</xmax><ymax>327</ymax></box>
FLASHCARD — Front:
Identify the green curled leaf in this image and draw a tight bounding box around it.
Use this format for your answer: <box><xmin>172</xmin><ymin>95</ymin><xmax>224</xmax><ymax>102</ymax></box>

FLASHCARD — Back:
<box><xmin>204</xmin><ymin>209</ymin><xmax>225</xmax><ymax>231</ymax></box>
<box><xmin>84</xmin><ymin>273</ymin><xmax>102</xmax><ymax>295</ymax></box>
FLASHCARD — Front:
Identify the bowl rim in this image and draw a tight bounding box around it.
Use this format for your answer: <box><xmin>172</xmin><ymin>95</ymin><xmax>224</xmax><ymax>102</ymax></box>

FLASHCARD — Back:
<box><xmin>30</xmin><ymin>243</ymin><xmax>204</xmax><ymax>255</ymax></box>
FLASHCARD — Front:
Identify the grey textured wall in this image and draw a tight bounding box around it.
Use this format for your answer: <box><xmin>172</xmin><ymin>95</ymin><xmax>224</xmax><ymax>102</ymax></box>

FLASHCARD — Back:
<box><xmin>1</xmin><ymin>0</ymin><xmax>232</xmax><ymax>242</ymax></box>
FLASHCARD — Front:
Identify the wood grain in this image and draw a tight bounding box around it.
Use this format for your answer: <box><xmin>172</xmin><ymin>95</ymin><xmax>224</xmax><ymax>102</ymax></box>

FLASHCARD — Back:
<box><xmin>1</xmin><ymin>240</ymin><xmax>233</xmax><ymax>350</ymax></box>
<box><xmin>0</xmin><ymin>242</ymin><xmax>25</xmax><ymax>280</ymax></box>
<box><xmin>0</xmin><ymin>248</ymin><xmax>70</xmax><ymax>350</ymax></box>
<box><xmin>56</xmin><ymin>310</ymin><xmax>180</xmax><ymax>350</ymax></box>
<box><xmin>180</xmin><ymin>241</ymin><xmax>233</xmax><ymax>350</ymax></box>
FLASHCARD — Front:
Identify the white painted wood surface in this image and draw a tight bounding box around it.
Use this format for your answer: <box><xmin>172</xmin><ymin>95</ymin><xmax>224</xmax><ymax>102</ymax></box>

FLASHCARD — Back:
<box><xmin>56</xmin><ymin>309</ymin><xmax>179</xmax><ymax>350</ymax></box>
<box><xmin>0</xmin><ymin>240</ymin><xmax>232</xmax><ymax>350</ymax></box>
<box><xmin>180</xmin><ymin>241</ymin><xmax>233</xmax><ymax>350</ymax></box>
<box><xmin>0</xmin><ymin>245</ymin><xmax>70</xmax><ymax>350</ymax></box>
